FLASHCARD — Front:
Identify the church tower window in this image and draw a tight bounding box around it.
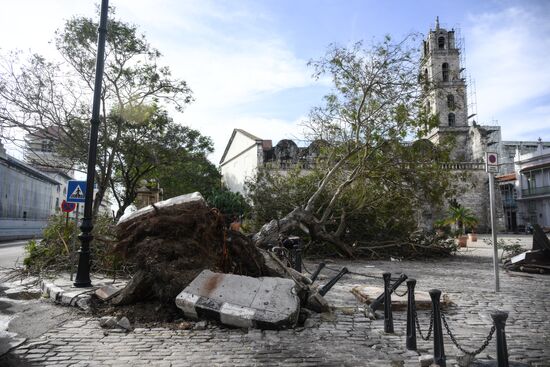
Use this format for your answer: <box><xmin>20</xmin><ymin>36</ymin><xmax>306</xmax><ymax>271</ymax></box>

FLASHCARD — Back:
<box><xmin>438</xmin><ymin>36</ymin><xmax>445</xmax><ymax>49</ymax></box>
<box><xmin>447</xmin><ymin>94</ymin><xmax>455</xmax><ymax>109</ymax></box>
<box><xmin>442</xmin><ymin>63</ymin><xmax>449</xmax><ymax>82</ymax></box>
<box><xmin>448</xmin><ymin>113</ymin><xmax>455</xmax><ymax>126</ymax></box>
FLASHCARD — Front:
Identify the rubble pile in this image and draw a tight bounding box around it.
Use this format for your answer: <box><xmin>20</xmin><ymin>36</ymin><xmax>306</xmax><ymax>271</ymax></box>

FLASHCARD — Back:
<box><xmin>111</xmin><ymin>193</ymin><xmax>271</xmax><ymax>305</ymax></box>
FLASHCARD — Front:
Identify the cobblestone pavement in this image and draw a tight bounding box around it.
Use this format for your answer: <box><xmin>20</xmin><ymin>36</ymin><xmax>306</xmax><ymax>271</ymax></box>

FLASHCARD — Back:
<box><xmin>2</xmin><ymin>236</ymin><xmax>550</xmax><ymax>366</ymax></box>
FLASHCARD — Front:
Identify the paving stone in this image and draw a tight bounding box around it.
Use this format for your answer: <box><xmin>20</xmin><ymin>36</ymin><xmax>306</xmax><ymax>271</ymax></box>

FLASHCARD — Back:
<box><xmin>2</xmin><ymin>239</ymin><xmax>549</xmax><ymax>366</ymax></box>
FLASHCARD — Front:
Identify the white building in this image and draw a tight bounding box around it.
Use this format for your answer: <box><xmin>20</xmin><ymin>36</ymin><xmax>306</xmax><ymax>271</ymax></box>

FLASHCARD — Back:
<box><xmin>514</xmin><ymin>141</ymin><xmax>550</xmax><ymax>229</ymax></box>
<box><xmin>219</xmin><ymin>129</ymin><xmax>270</xmax><ymax>195</ymax></box>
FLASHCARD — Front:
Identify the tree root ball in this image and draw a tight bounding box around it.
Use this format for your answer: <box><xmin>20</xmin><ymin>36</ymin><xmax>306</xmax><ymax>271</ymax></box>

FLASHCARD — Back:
<box><xmin>112</xmin><ymin>193</ymin><xmax>270</xmax><ymax>305</ymax></box>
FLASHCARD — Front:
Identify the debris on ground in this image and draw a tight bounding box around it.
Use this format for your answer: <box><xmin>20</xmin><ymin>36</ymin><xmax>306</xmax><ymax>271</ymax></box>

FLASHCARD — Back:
<box><xmin>99</xmin><ymin>316</ymin><xmax>132</xmax><ymax>332</ymax></box>
<box><xmin>503</xmin><ymin>224</ymin><xmax>550</xmax><ymax>274</ymax></box>
<box><xmin>94</xmin><ymin>192</ymin><xmax>336</xmax><ymax>329</ymax></box>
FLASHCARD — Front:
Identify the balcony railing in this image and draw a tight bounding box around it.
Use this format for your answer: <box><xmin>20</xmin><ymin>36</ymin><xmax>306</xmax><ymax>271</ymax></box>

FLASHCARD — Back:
<box><xmin>522</xmin><ymin>186</ymin><xmax>550</xmax><ymax>197</ymax></box>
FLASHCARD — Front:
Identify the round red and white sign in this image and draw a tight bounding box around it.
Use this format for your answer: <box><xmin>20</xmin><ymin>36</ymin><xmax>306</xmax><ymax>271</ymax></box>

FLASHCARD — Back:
<box><xmin>487</xmin><ymin>152</ymin><xmax>498</xmax><ymax>165</ymax></box>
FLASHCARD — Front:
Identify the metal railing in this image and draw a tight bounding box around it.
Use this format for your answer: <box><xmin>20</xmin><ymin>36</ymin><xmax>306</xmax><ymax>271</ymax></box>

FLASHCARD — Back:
<box><xmin>522</xmin><ymin>186</ymin><xmax>550</xmax><ymax>197</ymax></box>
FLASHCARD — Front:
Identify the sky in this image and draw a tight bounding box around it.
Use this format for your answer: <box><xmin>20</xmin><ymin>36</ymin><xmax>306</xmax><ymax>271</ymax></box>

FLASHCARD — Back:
<box><xmin>0</xmin><ymin>0</ymin><xmax>549</xmax><ymax>164</ymax></box>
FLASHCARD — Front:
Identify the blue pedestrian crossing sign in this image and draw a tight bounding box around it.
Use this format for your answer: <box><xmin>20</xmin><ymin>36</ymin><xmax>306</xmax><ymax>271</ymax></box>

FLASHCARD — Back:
<box><xmin>67</xmin><ymin>180</ymin><xmax>87</xmax><ymax>203</ymax></box>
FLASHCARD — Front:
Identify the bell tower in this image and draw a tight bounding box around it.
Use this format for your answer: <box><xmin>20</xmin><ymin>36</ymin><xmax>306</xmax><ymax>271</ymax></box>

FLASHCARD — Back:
<box><xmin>422</xmin><ymin>18</ymin><xmax>470</xmax><ymax>146</ymax></box>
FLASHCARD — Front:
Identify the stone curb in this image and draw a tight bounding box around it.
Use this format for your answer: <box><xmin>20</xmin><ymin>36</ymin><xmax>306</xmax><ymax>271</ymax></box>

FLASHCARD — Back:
<box><xmin>39</xmin><ymin>279</ymin><xmax>92</xmax><ymax>311</ymax></box>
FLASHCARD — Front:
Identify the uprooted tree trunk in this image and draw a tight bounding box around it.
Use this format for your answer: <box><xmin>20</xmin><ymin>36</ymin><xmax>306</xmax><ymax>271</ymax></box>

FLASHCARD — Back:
<box><xmin>252</xmin><ymin>206</ymin><xmax>355</xmax><ymax>258</ymax></box>
<box><xmin>252</xmin><ymin>147</ymin><xmax>365</xmax><ymax>258</ymax></box>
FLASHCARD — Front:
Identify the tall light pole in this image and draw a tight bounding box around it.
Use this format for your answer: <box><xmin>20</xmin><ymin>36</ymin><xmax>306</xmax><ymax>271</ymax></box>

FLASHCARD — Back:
<box><xmin>74</xmin><ymin>0</ymin><xmax>109</xmax><ymax>287</ymax></box>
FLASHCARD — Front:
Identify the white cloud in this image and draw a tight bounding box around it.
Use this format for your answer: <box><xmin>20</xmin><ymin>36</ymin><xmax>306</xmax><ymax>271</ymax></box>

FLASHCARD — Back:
<box><xmin>109</xmin><ymin>1</ymin><xmax>317</xmax><ymax>162</ymax></box>
<box><xmin>0</xmin><ymin>1</ymin><xmax>318</xmax><ymax>163</ymax></box>
<box><xmin>465</xmin><ymin>6</ymin><xmax>550</xmax><ymax>139</ymax></box>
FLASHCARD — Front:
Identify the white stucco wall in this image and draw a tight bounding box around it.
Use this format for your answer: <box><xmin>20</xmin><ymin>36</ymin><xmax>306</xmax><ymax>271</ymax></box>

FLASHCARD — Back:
<box><xmin>220</xmin><ymin>131</ymin><xmax>262</xmax><ymax>195</ymax></box>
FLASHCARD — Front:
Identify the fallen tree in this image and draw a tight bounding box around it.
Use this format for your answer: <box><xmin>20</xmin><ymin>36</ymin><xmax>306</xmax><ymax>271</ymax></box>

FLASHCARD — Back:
<box><xmin>249</xmin><ymin>36</ymin><xmax>457</xmax><ymax>257</ymax></box>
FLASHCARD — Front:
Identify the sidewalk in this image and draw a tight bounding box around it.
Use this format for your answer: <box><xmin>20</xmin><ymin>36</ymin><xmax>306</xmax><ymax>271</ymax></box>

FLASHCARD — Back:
<box><xmin>1</xmin><ymin>234</ymin><xmax>549</xmax><ymax>366</ymax></box>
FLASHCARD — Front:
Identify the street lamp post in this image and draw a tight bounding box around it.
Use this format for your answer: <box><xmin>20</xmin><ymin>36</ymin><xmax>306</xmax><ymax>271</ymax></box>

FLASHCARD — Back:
<box><xmin>74</xmin><ymin>0</ymin><xmax>109</xmax><ymax>287</ymax></box>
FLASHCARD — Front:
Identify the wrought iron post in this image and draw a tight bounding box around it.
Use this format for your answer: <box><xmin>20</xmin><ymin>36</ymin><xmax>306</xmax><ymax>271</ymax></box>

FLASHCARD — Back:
<box><xmin>491</xmin><ymin>311</ymin><xmax>509</xmax><ymax>367</ymax></box>
<box><xmin>310</xmin><ymin>262</ymin><xmax>325</xmax><ymax>282</ymax></box>
<box><xmin>406</xmin><ymin>279</ymin><xmax>417</xmax><ymax>350</ymax></box>
<box><xmin>430</xmin><ymin>289</ymin><xmax>446</xmax><ymax>367</ymax></box>
<box><xmin>319</xmin><ymin>267</ymin><xmax>349</xmax><ymax>296</ymax></box>
<box><xmin>383</xmin><ymin>272</ymin><xmax>394</xmax><ymax>333</ymax></box>
<box><xmin>74</xmin><ymin>0</ymin><xmax>109</xmax><ymax>287</ymax></box>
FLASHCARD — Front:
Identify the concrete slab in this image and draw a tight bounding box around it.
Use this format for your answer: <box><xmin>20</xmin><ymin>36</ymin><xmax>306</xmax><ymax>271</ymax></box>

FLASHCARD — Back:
<box><xmin>175</xmin><ymin>270</ymin><xmax>300</xmax><ymax>329</ymax></box>
<box><xmin>351</xmin><ymin>286</ymin><xmax>452</xmax><ymax>310</ymax></box>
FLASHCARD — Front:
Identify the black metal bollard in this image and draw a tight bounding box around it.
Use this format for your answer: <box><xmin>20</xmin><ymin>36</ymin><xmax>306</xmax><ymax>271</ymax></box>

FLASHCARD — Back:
<box><xmin>310</xmin><ymin>262</ymin><xmax>326</xmax><ymax>282</ymax></box>
<box><xmin>293</xmin><ymin>244</ymin><xmax>302</xmax><ymax>273</ymax></box>
<box><xmin>406</xmin><ymin>279</ymin><xmax>417</xmax><ymax>350</ymax></box>
<box><xmin>319</xmin><ymin>267</ymin><xmax>349</xmax><ymax>296</ymax></box>
<box><xmin>491</xmin><ymin>311</ymin><xmax>509</xmax><ymax>367</ymax></box>
<box><xmin>369</xmin><ymin>274</ymin><xmax>408</xmax><ymax>312</ymax></box>
<box><xmin>430</xmin><ymin>289</ymin><xmax>446</xmax><ymax>367</ymax></box>
<box><xmin>383</xmin><ymin>272</ymin><xmax>394</xmax><ymax>333</ymax></box>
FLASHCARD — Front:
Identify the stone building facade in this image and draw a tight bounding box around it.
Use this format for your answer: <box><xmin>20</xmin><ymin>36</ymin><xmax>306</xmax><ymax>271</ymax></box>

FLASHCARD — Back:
<box><xmin>423</xmin><ymin>18</ymin><xmax>550</xmax><ymax>233</ymax></box>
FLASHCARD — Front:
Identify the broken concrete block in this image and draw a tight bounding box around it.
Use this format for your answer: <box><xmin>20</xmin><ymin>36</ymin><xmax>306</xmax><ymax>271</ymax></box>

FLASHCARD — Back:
<box><xmin>95</xmin><ymin>285</ymin><xmax>123</xmax><ymax>301</ymax></box>
<box><xmin>175</xmin><ymin>270</ymin><xmax>300</xmax><ymax>329</ymax></box>
<box><xmin>351</xmin><ymin>286</ymin><xmax>452</xmax><ymax>310</ymax></box>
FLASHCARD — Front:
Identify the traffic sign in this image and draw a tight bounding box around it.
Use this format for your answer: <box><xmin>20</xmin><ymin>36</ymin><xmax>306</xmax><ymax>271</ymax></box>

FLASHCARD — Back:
<box><xmin>61</xmin><ymin>200</ymin><xmax>76</xmax><ymax>213</ymax></box>
<box><xmin>486</xmin><ymin>152</ymin><xmax>499</xmax><ymax>173</ymax></box>
<box><xmin>67</xmin><ymin>180</ymin><xmax>87</xmax><ymax>203</ymax></box>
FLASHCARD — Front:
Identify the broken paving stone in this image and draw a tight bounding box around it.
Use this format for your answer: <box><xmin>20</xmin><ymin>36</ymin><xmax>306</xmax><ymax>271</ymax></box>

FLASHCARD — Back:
<box><xmin>99</xmin><ymin>316</ymin><xmax>118</xmax><ymax>329</ymax></box>
<box><xmin>75</xmin><ymin>295</ymin><xmax>91</xmax><ymax>311</ymax></box>
<box><xmin>116</xmin><ymin>316</ymin><xmax>132</xmax><ymax>331</ymax></box>
<box><xmin>193</xmin><ymin>321</ymin><xmax>208</xmax><ymax>330</ymax></box>
<box><xmin>351</xmin><ymin>286</ymin><xmax>452</xmax><ymax>310</ymax></box>
<box><xmin>175</xmin><ymin>270</ymin><xmax>300</xmax><ymax>330</ymax></box>
<box><xmin>95</xmin><ymin>285</ymin><xmax>123</xmax><ymax>301</ymax></box>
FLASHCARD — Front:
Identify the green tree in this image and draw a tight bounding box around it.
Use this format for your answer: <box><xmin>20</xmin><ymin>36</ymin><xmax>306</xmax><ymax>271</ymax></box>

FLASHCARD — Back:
<box><xmin>251</xmin><ymin>36</ymin><xmax>455</xmax><ymax>256</ymax></box>
<box><xmin>0</xmin><ymin>9</ymin><xmax>192</xmax><ymax>217</ymax></box>
<box><xmin>105</xmin><ymin>104</ymin><xmax>217</xmax><ymax>219</ymax></box>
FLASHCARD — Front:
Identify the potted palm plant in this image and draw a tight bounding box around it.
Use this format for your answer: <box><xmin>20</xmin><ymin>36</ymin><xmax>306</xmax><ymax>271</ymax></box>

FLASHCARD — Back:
<box><xmin>443</xmin><ymin>203</ymin><xmax>478</xmax><ymax>247</ymax></box>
